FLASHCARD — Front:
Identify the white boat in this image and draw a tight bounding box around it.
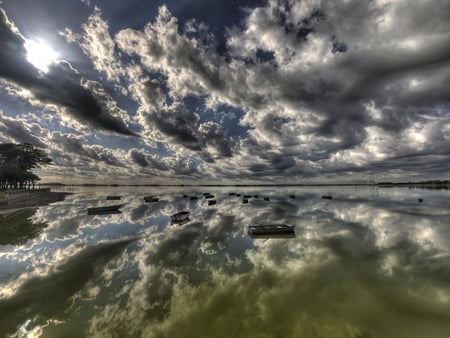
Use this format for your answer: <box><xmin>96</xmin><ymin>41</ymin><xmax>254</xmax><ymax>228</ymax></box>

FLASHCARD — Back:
<box><xmin>248</xmin><ymin>223</ymin><xmax>295</xmax><ymax>235</ymax></box>
<box><xmin>87</xmin><ymin>204</ymin><xmax>123</xmax><ymax>214</ymax></box>
<box><xmin>171</xmin><ymin>211</ymin><xmax>190</xmax><ymax>223</ymax></box>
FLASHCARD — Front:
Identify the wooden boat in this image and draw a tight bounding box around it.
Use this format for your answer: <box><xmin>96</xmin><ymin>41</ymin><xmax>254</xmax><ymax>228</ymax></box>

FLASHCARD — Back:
<box><xmin>144</xmin><ymin>195</ymin><xmax>159</xmax><ymax>202</ymax></box>
<box><xmin>171</xmin><ymin>211</ymin><xmax>190</xmax><ymax>223</ymax></box>
<box><xmin>106</xmin><ymin>195</ymin><xmax>121</xmax><ymax>200</ymax></box>
<box><xmin>248</xmin><ymin>223</ymin><xmax>295</xmax><ymax>235</ymax></box>
<box><xmin>87</xmin><ymin>204</ymin><xmax>123</xmax><ymax>214</ymax></box>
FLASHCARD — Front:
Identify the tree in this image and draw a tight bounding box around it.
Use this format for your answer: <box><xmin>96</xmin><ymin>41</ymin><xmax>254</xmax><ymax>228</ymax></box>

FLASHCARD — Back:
<box><xmin>0</xmin><ymin>143</ymin><xmax>52</xmax><ymax>189</ymax></box>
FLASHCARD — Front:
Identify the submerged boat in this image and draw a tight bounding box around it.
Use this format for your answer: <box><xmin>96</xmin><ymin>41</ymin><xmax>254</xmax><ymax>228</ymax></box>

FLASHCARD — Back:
<box><xmin>87</xmin><ymin>204</ymin><xmax>123</xmax><ymax>214</ymax></box>
<box><xmin>171</xmin><ymin>211</ymin><xmax>190</xmax><ymax>223</ymax></box>
<box><xmin>144</xmin><ymin>195</ymin><xmax>159</xmax><ymax>202</ymax></box>
<box><xmin>248</xmin><ymin>223</ymin><xmax>295</xmax><ymax>235</ymax></box>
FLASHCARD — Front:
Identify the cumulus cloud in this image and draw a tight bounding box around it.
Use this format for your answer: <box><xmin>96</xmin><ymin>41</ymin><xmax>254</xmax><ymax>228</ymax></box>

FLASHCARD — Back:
<box><xmin>0</xmin><ymin>110</ymin><xmax>47</xmax><ymax>147</ymax></box>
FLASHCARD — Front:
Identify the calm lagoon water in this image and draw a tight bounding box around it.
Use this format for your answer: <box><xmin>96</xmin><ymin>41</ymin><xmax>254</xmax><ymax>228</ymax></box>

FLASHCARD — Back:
<box><xmin>1</xmin><ymin>186</ymin><xmax>450</xmax><ymax>337</ymax></box>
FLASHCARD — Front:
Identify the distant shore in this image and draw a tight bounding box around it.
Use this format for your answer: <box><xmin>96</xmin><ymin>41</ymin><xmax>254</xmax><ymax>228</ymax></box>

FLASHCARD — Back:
<box><xmin>40</xmin><ymin>180</ymin><xmax>450</xmax><ymax>189</ymax></box>
<box><xmin>0</xmin><ymin>191</ymin><xmax>71</xmax><ymax>212</ymax></box>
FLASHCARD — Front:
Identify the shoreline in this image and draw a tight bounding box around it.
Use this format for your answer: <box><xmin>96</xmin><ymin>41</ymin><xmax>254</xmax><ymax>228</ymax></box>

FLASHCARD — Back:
<box><xmin>0</xmin><ymin>191</ymin><xmax>71</xmax><ymax>213</ymax></box>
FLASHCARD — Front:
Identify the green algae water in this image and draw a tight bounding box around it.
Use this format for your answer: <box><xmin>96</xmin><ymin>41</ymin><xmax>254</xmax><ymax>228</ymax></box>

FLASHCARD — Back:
<box><xmin>1</xmin><ymin>186</ymin><xmax>450</xmax><ymax>337</ymax></box>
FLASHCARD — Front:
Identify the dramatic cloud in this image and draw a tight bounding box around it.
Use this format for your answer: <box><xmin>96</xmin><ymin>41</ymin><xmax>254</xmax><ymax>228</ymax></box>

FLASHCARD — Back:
<box><xmin>0</xmin><ymin>8</ymin><xmax>136</xmax><ymax>137</ymax></box>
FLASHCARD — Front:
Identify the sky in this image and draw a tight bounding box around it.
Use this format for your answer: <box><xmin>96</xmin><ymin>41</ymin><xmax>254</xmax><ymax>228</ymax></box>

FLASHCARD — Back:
<box><xmin>0</xmin><ymin>0</ymin><xmax>449</xmax><ymax>184</ymax></box>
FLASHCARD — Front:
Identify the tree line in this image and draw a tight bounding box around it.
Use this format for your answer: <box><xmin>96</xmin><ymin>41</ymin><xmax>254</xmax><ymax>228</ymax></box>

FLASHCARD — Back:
<box><xmin>0</xmin><ymin>143</ymin><xmax>52</xmax><ymax>190</ymax></box>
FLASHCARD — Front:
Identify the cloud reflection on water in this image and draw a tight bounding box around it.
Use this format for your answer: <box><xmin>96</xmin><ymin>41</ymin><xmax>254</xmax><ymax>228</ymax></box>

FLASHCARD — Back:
<box><xmin>0</xmin><ymin>187</ymin><xmax>449</xmax><ymax>337</ymax></box>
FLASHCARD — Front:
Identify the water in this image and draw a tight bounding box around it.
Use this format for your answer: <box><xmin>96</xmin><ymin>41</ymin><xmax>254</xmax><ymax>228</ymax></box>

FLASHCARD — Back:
<box><xmin>1</xmin><ymin>186</ymin><xmax>450</xmax><ymax>338</ymax></box>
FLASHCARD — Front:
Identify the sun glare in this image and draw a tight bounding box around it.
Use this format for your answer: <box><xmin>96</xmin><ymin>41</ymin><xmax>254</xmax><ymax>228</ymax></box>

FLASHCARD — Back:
<box><xmin>25</xmin><ymin>39</ymin><xmax>58</xmax><ymax>73</ymax></box>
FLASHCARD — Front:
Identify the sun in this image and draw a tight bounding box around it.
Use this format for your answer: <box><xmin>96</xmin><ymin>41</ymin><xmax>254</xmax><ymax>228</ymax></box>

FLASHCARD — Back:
<box><xmin>25</xmin><ymin>39</ymin><xmax>58</xmax><ymax>73</ymax></box>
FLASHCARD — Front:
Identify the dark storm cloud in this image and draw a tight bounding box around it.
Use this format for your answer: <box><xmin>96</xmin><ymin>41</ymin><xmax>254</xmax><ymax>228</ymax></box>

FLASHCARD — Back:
<box><xmin>0</xmin><ymin>8</ymin><xmax>136</xmax><ymax>136</ymax></box>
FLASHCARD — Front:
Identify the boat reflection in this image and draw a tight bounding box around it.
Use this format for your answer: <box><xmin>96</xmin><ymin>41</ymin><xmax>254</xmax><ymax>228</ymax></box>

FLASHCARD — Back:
<box><xmin>249</xmin><ymin>232</ymin><xmax>296</xmax><ymax>239</ymax></box>
<box><xmin>171</xmin><ymin>218</ymin><xmax>190</xmax><ymax>226</ymax></box>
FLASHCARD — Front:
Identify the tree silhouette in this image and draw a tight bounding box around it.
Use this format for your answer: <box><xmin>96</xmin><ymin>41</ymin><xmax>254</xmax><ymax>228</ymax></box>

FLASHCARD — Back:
<box><xmin>0</xmin><ymin>143</ymin><xmax>52</xmax><ymax>189</ymax></box>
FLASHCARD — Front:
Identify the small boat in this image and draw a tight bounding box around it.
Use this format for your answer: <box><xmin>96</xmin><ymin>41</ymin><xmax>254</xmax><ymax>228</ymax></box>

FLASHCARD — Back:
<box><xmin>204</xmin><ymin>194</ymin><xmax>215</xmax><ymax>199</ymax></box>
<box><xmin>87</xmin><ymin>204</ymin><xmax>123</xmax><ymax>214</ymax></box>
<box><xmin>171</xmin><ymin>211</ymin><xmax>190</xmax><ymax>223</ymax></box>
<box><xmin>106</xmin><ymin>195</ymin><xmax>121</xmax><ymax>200</ymax></box>
<box><xmin>144</xmin><ymin>195</ymin><xmax>159</xmax><ymax>203</ymax></box>
<box><xmin>208</xmin><ymin>200</ymin><xmax>216</xmax><ymax>206</ymax></box>
<box><xmin>229</xmin><ymin>193</ymin><xmax>236</xmax><ymax>196</ymax></box>
<box><xmin>321</xmin><ymin>195</ymin><xmax>333</xmax><ymax>200</ymax></box>
<box><xmin>289</xmin><ymin>195</ymin><xmax>295</xmax><ymax>199</ymax></box>
<box><xmin>248</xmin><ymin>223</ymin><xmax>295</xmax><ymax>235</ymax></box>
<box><xmin>242</xmin><ymin>198</ymin><xmax>249</xmax><ymax>204</ymax></box>
<box><xmin>263</xmin><ymin>197</ymin><xmax>270</xmax><ymax>201</ymax></box>
<box><xmin>418</xmin><ymin>198</ymin><xmax>423</xmax><ymax>203</ymax></box>
<box><xmin>190</xmin><ymin>196</ymin><xmax>198</xmax><ymax>200</ymax></box>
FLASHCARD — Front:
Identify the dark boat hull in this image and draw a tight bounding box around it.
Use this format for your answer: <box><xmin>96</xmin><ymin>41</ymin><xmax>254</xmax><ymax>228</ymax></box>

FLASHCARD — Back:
<box><xmin>87</xmin><ymin>204</ymin><xmax>123</xmax><ymax>214</ymax></box>
<box><xmin>171</xmin><ymin>211</ymin><xmax>190</xmax><ymax>223</ymax></box>
<box><xmin>248</xmin><ymin>223</ymin><xmax>295</xmax><ymax>235</ymax></box>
